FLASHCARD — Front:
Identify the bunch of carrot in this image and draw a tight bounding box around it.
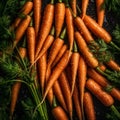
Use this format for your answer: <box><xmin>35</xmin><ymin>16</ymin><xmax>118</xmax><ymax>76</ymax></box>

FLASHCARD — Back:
<box><xmin>5</xmin><ymin>0</ymin><xmax>120</xmax><ymax>120</ymax></box>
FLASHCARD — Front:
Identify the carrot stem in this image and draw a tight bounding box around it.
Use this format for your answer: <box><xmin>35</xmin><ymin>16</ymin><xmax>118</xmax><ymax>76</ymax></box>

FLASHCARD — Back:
<box><xmin>50</xmin><ymin>26</ymin><xmax>55</xmax><ymax>36</ymax></box>
<box><xmin>59</xmin><ymin>27</ymin><xmax>66</xmax><ymax>39</ymax></box>
<box><xmin>58</xmin><ymin>0</ymin><xmax>62</xmax><ymax>3</ymax></box>
<box><xmin>109</xmin><ymin>41</ymin><xmax>120</xmax><ymax>51</ymax></box>
<box><xmin>50</xmin><ymin>0</ymin><xmax>54</xmax><ymax>4</ymax></box>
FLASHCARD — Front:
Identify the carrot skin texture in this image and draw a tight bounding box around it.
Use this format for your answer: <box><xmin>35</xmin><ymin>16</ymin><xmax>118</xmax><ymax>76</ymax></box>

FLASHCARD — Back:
<box><xmin>83</xmin><ymin>91</ymin><xmax>96</xmax><ymax>120</ymax></box>
<box><xmin>74</xmin><ymin>31</ymin><xmax>99</xmax><ymax>68</ymax></box>
<box><xmin>13</xmin><ymin>15</ymin><xmax>31</xmax><ymax>48</ymax></box>
<box><xmin>35</xmin><ymin>3</ymin><xmax>54</xmax><ymax>58</ymax></box>
<box><xmin>83</xmin><ymin>15</ymin><xmax>112</xmax><ymax>43</ymax></box>
<box><xmin>26</xmin><ymin>26</ymin><xmax>35</xmax><ymax>65</ymax></box>
<box><xmin>86</xmin><ymin>78</ymin><xmax>114</xmax><ymax>107</ymax></box>
<box><xmin>96</xmin><ymin>0</ymin><xmax>105</xmax><ymax>26</ymax></box>
<box><xmin>55</xmin><ymin>2</ymin><xmax>65</xmax><ymax>38</ymax></box>
<box><xmin>52</xmin><ymin>106</ymin><xmax>69</xmax><ymax>120</ymax></box>
<box><xmin>33</xmin><ymin>0</ymin><xmax>42</xmax><ymax>38</ymax></box>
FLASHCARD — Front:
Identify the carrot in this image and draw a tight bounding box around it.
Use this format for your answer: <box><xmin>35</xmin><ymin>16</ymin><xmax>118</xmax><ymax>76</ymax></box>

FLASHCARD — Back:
<box><xmin>58</xmin><ymin>71</ymin><xmax>73</xmax><ymax>120</ymax></box>
<box><xmin>74</xmin><ymin>16</ymin><xmax>94</xmax><ymax>43</ymax></box>
<box><xmin>65</xmin><ymin>0</ymin><xmax>74</xmax><ymax>51</ymax></box>
<box><xmin>26</xmin><ymin>22</ymin><xmax>35</xmax><ymax>65</ymax></box>
<box><xmin>74</xmin><ymin>31</ymin><xmax>99</xmax><ymax>68</ymax></box>
<box><xmin>87</xmin><ymin>68</ymin><xmax>120</xmax><ymax>101</ymax></box>
<box><xmin>47</xmin><ymin>88</ymin><xmax>54</xmax><ymax>106</ymax></box>
<box><xmin>33</xmin><ymin>0</ymin><xmax>42</xmax><ymax>38</ymax></box>
<box><xmin>77</xmin><ymin>56</ymin><xmax>87</xmax><ymax>120</ymax></box>
<box><xmin>13</xmin><ymin>15</ymin><xmax>31</xmax><ymax>49</ymax></box>
<box><xmin>70</xmin><ymin>0</ymin><xmax>77</xmax><ymax>15</ymax></box>
<box><xmin>35</xmin><ymin>0</ymin><xmax>54</xmax><ymax>58</ymax></box>
<box><xmin>86</xmin><ymin>78</ymin><xmax>114</xmax><ymax>107</ymax></box>
<box><xmin>70</xmin><ymin>41</ymin><xmax>80</xmax><ymax>96</ymax></box>
<box><xmin>53</xmin><ymin>80</ymin><xmax>68</xmax><ymax>111</ymax></box>
<box><xmin>83</xmin><ymin>91</ymin><xmax>96</xmax><ymax>120</ymax></box>
<box><xmin>10</xmin><ymin>45</ymin><xmax>27</xmax><ymax>117</ymax></box>
<box><xmin>33</xmin><ymin>26</ymin><xmax>55</xmax><ymax>65</ymax></box>
<box><xmin>37</xmin><ymin>52</ymin><xmax>47</xmax><ymax>94</ymax></box>
<box><xmin>10</xmin><ymin>1</ymin><xmax>33</xmax><ymax>30</ymax></box>
<box><xmin>96</xmin><ymin>0</ymin><xmax>105</xmax><ymax>26</ymax></box>
<box><xmin>51</xmin><ymin>44</ymin><xmax>68</xmax><ymax>68</ymax></box>
<box><xmin>81</xmin><ymin>0</ymin><xmax>89</xmax><ymax>19</ymax></box>
<box><xmin>55</xmin><ymin>0</ymin><xmax>65</xmax><ymax>38</ymax></box>
<box><xmin>42</xmin><ymin>50</ymin><xmax>72</xmax><ymax>107</ymax></box>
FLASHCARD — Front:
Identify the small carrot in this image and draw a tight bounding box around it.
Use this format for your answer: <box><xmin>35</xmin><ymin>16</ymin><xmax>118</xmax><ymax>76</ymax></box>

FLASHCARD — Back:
<box><xmin>10</xmin><ymin>1</ymin><xmax>33</xmax><ymax>30</ymax></box>
<box><xmin>33</xmin><ymin>0</ymin><xmax>42</xmax><ymax>38</ymax></box>
<box><xmin>96</xmin><ymin>0</ymin><xmax>105</xmax><ymax>26</ymax></box>
<box><xmin>55</xmin><ymin>0</ymin><xmax>65</xmax><ymax>38</ymax></box>
<box><xmin>83</xmin><ymin>91</ymin><xmax>96</xmax><ymax>120</ymax></box>
<box><xmin>35</xmin><ymin>0</ymin><xmax>54</xmax><ymax>58</ymax></box>
<box><xmin>78</xmin><ymin>56</ymin><xmax>87</xmax><ymax>120</ymax></box>
<box><xmin>58</xmin><ymin>71</ymin><xmax>73</xmax><ymax>120</ymax></box>
<box><xmin>37</xmin><ymin>52</ymin><xmax>47</xmax><ymax>94</ymax></box>
<box><xmin>65</xmin><ymin>0</ymin><xmax>74</xmax><ymax>51</ymax></box>
<box><xmin>74</xmin><ymin>31</ymin><xmax>99</xmax><ymax>68</ymax></box>
<box><xmin>42</xmin><ymin>50</ymin><xmax>72</xmax><ymax>106</ymax></box>
<box><xmin>26</xmin><ymin>21</ymin><xmax>35</xmax><ymax>65</ymax></box>
<box><xmin>33</xmin><ymin>26</ymin><xmax>55</xmax><ymax>64</ymax></box>
<box><xmin>51</xmin><ymin>44</ymin><xmax>68</xmax><ymax>68</ymax></box>
<box><xmin>13</xmin><ymin>15</ymin><xmax>31</xmax><ymax>49</ymax></box>
<box><xmin>70</xmin><ymin>41</ymin><xmax>80</xmax><ymax>96</ymax></box>
<box><xmin>53</xmin><ymin>80</ymin><xmax>68</xmax><ymax>111</ymax></box>
<box><xmin>81</xmin><ymin>0</ymin><xmax>89</xmax><ymax>19</ymax></box>
<box><xmin>70</xmin><ymin>0</ymin><xmax>77</xmax><ymax>15</ymax></box>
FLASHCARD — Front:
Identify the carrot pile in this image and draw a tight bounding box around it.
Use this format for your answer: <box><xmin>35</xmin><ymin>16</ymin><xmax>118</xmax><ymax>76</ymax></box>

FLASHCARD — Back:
<box><xmin>2</xmin><ymin>0</ymin><xmax>120</xmax><ymax>120</ymax></box>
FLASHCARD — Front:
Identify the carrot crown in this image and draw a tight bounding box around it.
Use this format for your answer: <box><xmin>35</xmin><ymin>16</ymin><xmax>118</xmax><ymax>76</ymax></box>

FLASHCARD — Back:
<box><xmin>65</xmin><ymin>0</ymin><xmax>69</xmax><ymax>7</ymax></box>
<box><xmin>50</xmin><ymin>26</ymin><xmax>55</xmax><ymax>36</ymax></box>
<box><xmin>59</xmin><ymin>27</ymin><xmax>66</xmax><ymax>40</ymax></box>
<box><xmin>58</xmin><ymin>0</ymin><xmax>62</xmax><ymax>3</ymax></box>
<box><xmin>52</xmin><ymin>96</ymin><xmax>57</xmax><ymax>108</ymax></box>
<box><xmin>50</xmin><ymin>0</ymin><xmax>54</xmax><ymax>4</ymax></box>
<box><xmin>73</xmin><ymin>40</ymin><xmax>78</xmax><ymax>52</ymax></box>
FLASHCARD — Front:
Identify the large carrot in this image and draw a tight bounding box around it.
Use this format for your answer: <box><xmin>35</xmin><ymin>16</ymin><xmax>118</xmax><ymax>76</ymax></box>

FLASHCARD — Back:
<box><xmin>33</xmin><ymin>26</ymin><xmax>55</xmax><ymax>65</ymax></box>
<box><xmin>13</xmin><ymin>15</ymin><xmax>31</xmax><ymax>49</ymax></box>
<box><xmin>33</xmin><ymin>0</ymin><xmax>42</xmax><ymax>38</ymax></box>
<box><xmin>65</xmin><ymin>0</ymin><xmax>74</xmax><ymax>51</ymax></box>
<box><xmin>70</xmin><ymin>0</ymin><xmax>77</xmax><ymax>15</ymax></box>
<box><xmin>35</xmin><ymin>0</ymin><xmax>54</xmax><ymax>58</ymax></box>
<box><xmin>74</xmin><ymin>31</ymin><xmax>99</xmax><ymax>68</ymax></box>
<box><xmin>83</xmin><ymin>91</ymin><xmax>96</xmax><ymax>120</ymax></box>
<box><xmin>58</xmin><ymin>71</ymin><xmax>73</xmax><ymax>120</ymax></box>
<box><xmin>55</xmin><ymin>0</ymin><xmax>65</xmax><ymax>38</ymax></box>
<box><xmin>42</xmin><ymin>50</ymin><xmax>72</xmax><ymax>106</ymax></box>
<box><xmin>87</xmin><ymin>68</ymin><xmax>120</xmax><ymax>101</ymax></box>
<box><xmin>81</xmin><ymin>0</ymin><xmax>89</xmax><ymax>19</ymax></box>
<box><xmin>10</xmin><ymin>1</ymin><xmax>33</xmax><ymax>30</ymax></box>
<box><xmin>96</xmin><ymin>0</ymin><xmax>105</xmax><ymax>26</ymax></box>
<box><xmin>77</xmin><ymin>56</ymin><xmax>87</xmax><ymax>120</ymax></box>
<box><xmin>26</xmin><ymin>22</ymin><xmax>35</xmax><ymax>65</ymax></box>
<box><xmin>70</xmin><ymin>41</ymin><xmax>80</xmax><ymax>96</ymax></box>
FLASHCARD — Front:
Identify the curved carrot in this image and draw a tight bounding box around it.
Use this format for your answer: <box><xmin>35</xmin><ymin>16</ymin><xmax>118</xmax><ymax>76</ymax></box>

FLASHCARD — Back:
<box><xmin>83</xmin><ymin>91</ymin><xmax>96</xmax><ymax>120</ymax></box>
<box><xmin>33</xmin><ymin>0</ymin><xmax>42</xmax><ymax>38</ymax></box>
<box><xmin>55</xmin><ymin>0</ymin><xmax>65</xmax><ymax>38</ymax></box>
<box><xmin>96</xmin><ymin>0</ymin><xmax>105</xmax><ymax>26</ymax></box>
<box><xmin>70</xmin><ymin>0</ymin><xmax>77</xmax><ymax>15</ymax></box>
<box><xmin>35</xmin><ymin>0</ymin><xmax>54</xmax><ymax>58</ymax></box>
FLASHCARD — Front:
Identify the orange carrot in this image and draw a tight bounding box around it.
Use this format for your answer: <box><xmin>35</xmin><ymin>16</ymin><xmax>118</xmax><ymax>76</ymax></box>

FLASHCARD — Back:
<box><xmin>55</xmin><ymin>0</ymin><xmax>65</xmax><ymax>38</ymax></box>
<box><xmin>13</xmin><ymin>15</ymin><xmax>31</xmax><ymax>48</ymax></box>
<box><xmin>74</xmin><ymin>31</ymin><xmax>99</xmax><ymax>68</ymax></box>
<box><xmin>83</xmin><ymin>91</ymin><xmax>96</xmax><ymax>120</ymax></box>
<box><xmin>70</xmin><ymin>0</ymin><xmax>77</xmax><ymax>15</ymax></box>
<box><xmin>65</xmin><ymin>0</ymin><xmax>74</xmax><ymax>51</ymax></box>
<box><xmin>51</xmin><ymin>44</ymin><xmax>68</xmax><ymax>68</ymax></box>
<box><xmin>77</xmin><ymin>56</ymin><xmax>87</xmax><ymax>120</ymax></box>
<box><xmin>87</xmin><ymin>67</ymin><xmax>120</xmax><ymax>101</ymax></box>
<box><xmin>58</xmin><ymin>71</ymin><xmax>73</xmax><ymax>120</ymax></box>
<box><xmin>35</xmin><ymin>0</ymin><xmax>54</xmax><ymax>58</ymax></box>
<box><xmin>96</xmin><ymin>0</ymin><xmax>105</xmax><ymax>26</ymax></box>
<box><xmin>42</xmin><ymin>50</ymin><xmax>72</xmax><ymax>105</ymax></box>
<box><xmin>70</xmin><ymin>41</ymin><xmax>80</xmax><ymax>96</ymax></box>
<box><xmin>26</xmin><ymin>23</ymin><xmax>35</xmax><ymax>65</ymax></box>
<box><xmin>81</xmin><ymin>0</ymin><xmax>89</xmax><ymax>19</ymax></box>
<box><xmin>33</xmin><ymin>26</ymin><xmax>55</xmax><ymax>64</ymax></box>
<box><xmin>74</xmin><ymin>16</ymin><xmax>94</xmax><ymax>43</ymax></box>
<box><xmin>53</xmin><ymin>80</ymin><xmax>68</xmax><ymax>111</ymax></box>
<box><xmin>37</xmin><ymin>52</ymin><xmax>47</xmax><ymax>94</ymax></box>
<box><xmin>10</xmin><ymin>1</ymin><xmax>33</xmax><ymax>29</ymax></box>
<box><xmin>33</xmin><ymin>0</ymin><xmax>42</xmax><ymax>38</ymax></box>
<box><xmin>86</xmin><ymin>78</ymin><xmax>114</xmax><ymax>107</ymax></box>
